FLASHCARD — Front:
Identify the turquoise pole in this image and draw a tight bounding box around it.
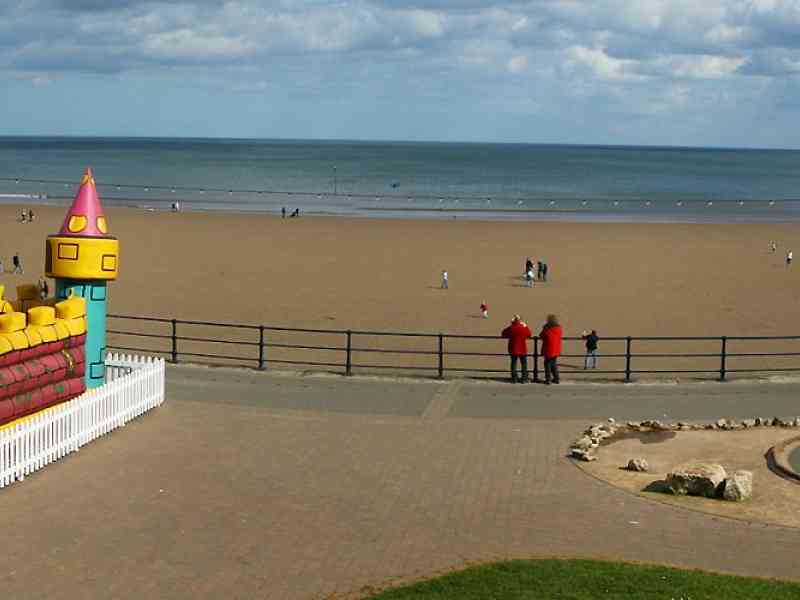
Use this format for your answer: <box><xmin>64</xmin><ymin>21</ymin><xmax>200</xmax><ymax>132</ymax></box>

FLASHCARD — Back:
<box><xmin>55</xmin><ymin>279</ymin><xmax>107</xmax><ymax>389</ymax></box>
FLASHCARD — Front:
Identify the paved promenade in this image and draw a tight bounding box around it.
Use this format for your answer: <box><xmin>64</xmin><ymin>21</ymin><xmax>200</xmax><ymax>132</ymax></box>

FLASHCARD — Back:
<box><xmin>2</xmin><ymin>367</ymin><xmax>800</xmax><ymax>599</ymax></box>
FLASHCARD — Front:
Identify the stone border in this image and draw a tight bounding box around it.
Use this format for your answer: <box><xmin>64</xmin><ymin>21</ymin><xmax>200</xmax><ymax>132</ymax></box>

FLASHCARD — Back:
<box><xmin>569</xmin><ymin>416</ymin><xmax>800</xmax><ymax>462</ymax></box>
<box><xmin>768</xmin><ymin>435</ymin><xmax>800</xmax><ymax>485</ymax></box>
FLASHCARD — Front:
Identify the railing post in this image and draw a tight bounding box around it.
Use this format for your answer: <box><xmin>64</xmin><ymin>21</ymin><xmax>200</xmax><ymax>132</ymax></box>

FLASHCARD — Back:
<box><xmin>257</xmin><ymin>325</ymin><xmax>266</xmax><ymax>371</ymax></box>
<box><xmin>345</xmin><ymin>330</ymin><xmax>352</xmax><ymax>376</ymax></box>
<box><xmin>438</xmin><ymin>334</ymin><xmax>444</xmax><ymax>379</ymax></box>
<box><xmin>624</xmin><ymin>336</ymin><xmax>632</xmax><ymax>382</ymax></box>
<box><xmin>170</xmin><ymin>319</ymin><xmax>178</xmax><ymax>364</ymax></box>
<box><xmin>532</xmin><ymin>337</ymin><xmax>539</xmax><ymax>383</ymax></box>
<box><xmin>720</xmin><ymin>336</ymin><xmax>727</xmax><ymax>381</ymax></box>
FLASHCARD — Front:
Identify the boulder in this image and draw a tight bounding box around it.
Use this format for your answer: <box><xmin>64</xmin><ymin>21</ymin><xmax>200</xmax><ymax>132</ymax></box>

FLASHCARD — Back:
<box><xmin>607</xmin><ymin>417</ymin><xmax>616</xmax><ymax>425</ymax></box>
<box><xmin>741</xmin><ymin>418</ymin><xmax>756</xmax><ymax>429</ymax></box>
<box><xmin>715</xmin><ymin>418</ymin><xmax>728</xmax><ymax>429</ymax></box>
<box><xmin>667</xmin><ymin>463</ymin><xmax>727</xmax><ymax>498</ymax></box>
<box><xmin>570</xmin><ymin>448</ymin><xmax>597</xmax><ymax>462</ymax></box>
<box><xmin>626</xmin><ymin>458</ymin><xmax>649</xmax><ymax>472</ymax></box>
<box><xmin>722</xmin><ymin>470</ymin><xmax>753</xmax><ymax>502</ymax></box>
<box><xmin>627</xmin><ymin>421</ymin><xmax>642</xmax><ymax>430</ymax></box>
<box><xmin>572</xmin><ymin>436</ymin><xmax>594</xmax><ymax>451</ymax></box>
<box><xmin>793</xmin><ymin>417</ymin><xmax>800</xmax><ymax>427</ymax></box>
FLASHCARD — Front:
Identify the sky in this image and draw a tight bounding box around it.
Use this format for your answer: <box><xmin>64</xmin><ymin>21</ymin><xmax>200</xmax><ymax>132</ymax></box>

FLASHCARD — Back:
<box><xmin>2</xmin><ymin>0</ymin><xmax>800</xmax><ymax>147</ymax></box>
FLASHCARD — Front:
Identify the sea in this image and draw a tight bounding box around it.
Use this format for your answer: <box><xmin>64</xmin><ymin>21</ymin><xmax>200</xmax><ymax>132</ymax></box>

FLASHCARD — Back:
<box><xmin>1</xmin><ymin>136</ymin><xmax>799</xmax><ymax>223</ymax></box>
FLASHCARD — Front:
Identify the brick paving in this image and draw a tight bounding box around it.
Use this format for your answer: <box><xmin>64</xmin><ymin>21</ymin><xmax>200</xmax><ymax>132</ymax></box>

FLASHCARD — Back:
<box><xmin>1</xmin><ymin>367</ymin><xmax>799</xmax><ymax>599</ymax></box>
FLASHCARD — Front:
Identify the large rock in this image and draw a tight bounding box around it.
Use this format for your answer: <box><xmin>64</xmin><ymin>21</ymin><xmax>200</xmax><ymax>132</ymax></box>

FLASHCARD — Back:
<box><xmin>570</xmin><ymin>448</ymin><xmax>596</xmax><ymax>462</ymax></box>
<box><xmin>667</xmin><ymin>463</ymin><xmax>727</xmax><ymax>498</ymax></box>
<box><xmin>722</xmin><ymin>470</ymin><xmax>753</xmax><ymax>502</ymax></box>
<box><xmin>572</xmin><ymin>436</ymin><xmax>594</xmax><ymax>451</ymax></box>
<box><xmin>626</xmin><ymin>458</ymin><xmax>649</xmax><ymax>472</ymax></box>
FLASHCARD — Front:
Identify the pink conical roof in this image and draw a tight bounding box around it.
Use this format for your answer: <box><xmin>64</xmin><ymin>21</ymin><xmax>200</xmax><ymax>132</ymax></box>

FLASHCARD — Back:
<box><xmin>58</xmin><ymin>167</ymin><xmax>112</xmax><ymax>238</ymax></box>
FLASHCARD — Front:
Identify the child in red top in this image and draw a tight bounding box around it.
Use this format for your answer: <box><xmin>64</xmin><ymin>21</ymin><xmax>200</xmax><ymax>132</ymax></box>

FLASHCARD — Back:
<box><xmin>480</xmin><ymin>301</ymin><xmax>488</xmax><ymax>318</ymax></box>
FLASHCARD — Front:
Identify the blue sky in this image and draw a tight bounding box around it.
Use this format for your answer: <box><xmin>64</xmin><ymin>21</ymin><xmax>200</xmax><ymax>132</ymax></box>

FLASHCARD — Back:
<box><xmin>2</xmin><ymin>0</ymin><xmax>800</xmax><ymax>147</ymax></box>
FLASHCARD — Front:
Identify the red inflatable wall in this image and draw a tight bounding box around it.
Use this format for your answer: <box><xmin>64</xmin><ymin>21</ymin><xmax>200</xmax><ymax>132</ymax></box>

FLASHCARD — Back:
<box><xmin>0</xmin><ymin>335</ymin><xmax>87</xmax><ymax>426</ymax></box>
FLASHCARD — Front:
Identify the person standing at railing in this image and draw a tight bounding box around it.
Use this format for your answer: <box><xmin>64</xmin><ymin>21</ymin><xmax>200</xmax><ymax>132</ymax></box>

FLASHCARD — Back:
<box><xmin>502</xmin><ymin>315</ymin><xmax>532</xmax><ymax>384</ymax></box>
<box><xmin>582</xmin><ymin>330</ymin><xmax>599</xmax><ymax>369</ymax></box>
<box><xmin>539</xmin><ymin>314</ymin><xmax>562</xmax><ymax>384</ymax></box>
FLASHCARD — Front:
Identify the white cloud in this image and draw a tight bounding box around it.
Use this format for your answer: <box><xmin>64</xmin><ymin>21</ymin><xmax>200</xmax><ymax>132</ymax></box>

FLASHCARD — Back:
<box><xmin>648</xmin><ymin>54</ymin><xmax>746</xmax><ymax>79</ymax></box>
<box><xmin>565</xmin><ymin>46</ymin><xmax>645</xmax><ymax>81</ymax></box>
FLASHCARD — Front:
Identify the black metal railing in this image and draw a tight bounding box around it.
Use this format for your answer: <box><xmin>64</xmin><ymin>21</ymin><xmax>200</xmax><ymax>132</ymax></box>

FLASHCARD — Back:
<box><xmin>106</xmin><ymin>314</ymin><xmax>800</xmax><ymax>382</ymax></box>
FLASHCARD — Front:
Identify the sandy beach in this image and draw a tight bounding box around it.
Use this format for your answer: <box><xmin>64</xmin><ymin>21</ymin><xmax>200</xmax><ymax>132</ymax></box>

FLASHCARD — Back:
<box><xmin>1</xmin><ymin>205</ymin><xmax>798</xmax><ymax>376</ymax></box>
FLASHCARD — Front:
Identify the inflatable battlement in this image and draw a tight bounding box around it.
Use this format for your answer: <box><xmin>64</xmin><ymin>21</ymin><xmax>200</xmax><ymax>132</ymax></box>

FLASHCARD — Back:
<box><xmin>0</xmin><ymin>286</ymin><xmax>87</xmax><ymax>427</ymax></box>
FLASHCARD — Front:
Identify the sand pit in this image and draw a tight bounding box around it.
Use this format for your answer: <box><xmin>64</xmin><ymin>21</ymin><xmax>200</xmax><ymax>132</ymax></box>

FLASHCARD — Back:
<box><xmin>579</xmin><ymin>428</ymin><xmax>800</xmax><ymax>529</ymax></box>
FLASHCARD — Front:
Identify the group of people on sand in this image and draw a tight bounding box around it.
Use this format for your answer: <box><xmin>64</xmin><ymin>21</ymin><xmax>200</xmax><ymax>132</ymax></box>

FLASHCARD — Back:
<box><xmin>770</xmin><ymin>241</ymin><xmax>793</xmax><ymax>265</ymax></box>
<box><xmin>281</xmin><ymin>207</ymin><xmax>301</xmax><ymax>218</ymax></box>
<box><xmin>523</xmin><ymin>257</ymin><xmax>548</xmax><ymax>287</ymax></box>
<box><xmin>18</xmin><ymin>209</ymin><xmax>35</xmax><ymax>223</ymax></box>
<box><xmin>501</xmin><ymin>314</ymin><xmax>599</xmax><ymax>384</ymax></box>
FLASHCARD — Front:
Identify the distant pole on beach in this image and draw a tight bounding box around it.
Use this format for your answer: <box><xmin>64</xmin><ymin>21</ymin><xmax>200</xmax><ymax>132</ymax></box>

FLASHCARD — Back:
<box><xmin>334</xmin><ymin>165</ymin><xmax>337</xmax><ymax>196</ymax></box>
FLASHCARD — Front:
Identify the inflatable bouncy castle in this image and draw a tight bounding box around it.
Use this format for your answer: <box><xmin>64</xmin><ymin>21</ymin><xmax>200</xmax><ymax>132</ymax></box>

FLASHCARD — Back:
<box><xmin>46</xmin><ymin>167</ymin><xmax>119</xmax><ymax>389</ymax></box>
<box><xmin>0</xmin><ymin>289</ymin><xmax>87</xmax><ymax>426</ymax></box>
<box><xmin>0</xmin><ymin>167</ymin><xmax>118</xmax><ymax>426</ymax></box>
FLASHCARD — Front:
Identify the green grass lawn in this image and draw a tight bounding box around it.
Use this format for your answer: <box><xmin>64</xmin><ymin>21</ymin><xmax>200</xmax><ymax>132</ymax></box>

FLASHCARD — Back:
<box><xmin>366</xmin><ymin>559</ymin><xmax>800</xmax><ymax>599</ymax></box>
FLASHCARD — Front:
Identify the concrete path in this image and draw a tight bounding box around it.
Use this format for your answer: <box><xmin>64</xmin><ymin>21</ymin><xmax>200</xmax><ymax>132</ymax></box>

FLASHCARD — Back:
<box><xmin>2</xmin><ymin>367</ymin><xmax>800</xmax><ymax>599</ymax></box>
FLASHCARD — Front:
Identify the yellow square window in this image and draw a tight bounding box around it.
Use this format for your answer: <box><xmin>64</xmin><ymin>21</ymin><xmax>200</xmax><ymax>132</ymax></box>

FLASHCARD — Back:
<box><xmin>101</xmin><ymin>254</ymin><xmax>117</xmax><ymax>272</ymax></box>
<box><xmin>58</xmin><ymin>243</ymin><xmax>79</xmax><ymax>260</ymax></box>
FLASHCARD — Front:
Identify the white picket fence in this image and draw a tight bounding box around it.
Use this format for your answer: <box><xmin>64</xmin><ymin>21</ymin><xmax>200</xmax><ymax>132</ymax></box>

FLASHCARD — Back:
<box><xmin>0</xmin><ymin>354</ymin><xmax>165</xmax><ymax>489</ymax></box>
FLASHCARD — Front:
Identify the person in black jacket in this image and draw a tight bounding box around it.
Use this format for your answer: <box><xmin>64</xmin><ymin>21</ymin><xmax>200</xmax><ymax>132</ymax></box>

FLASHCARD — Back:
<box><xmin>582</xmin><ymin>330</ymin><xmax>599</xmax><ymax>369</ymax></box>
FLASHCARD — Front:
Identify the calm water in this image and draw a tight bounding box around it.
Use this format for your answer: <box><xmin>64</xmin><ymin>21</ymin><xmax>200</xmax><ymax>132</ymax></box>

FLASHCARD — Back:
<box><xmin>1</xmin><ymin>137</ymin><xmax>800</xmax><ymax>222</ymax></box>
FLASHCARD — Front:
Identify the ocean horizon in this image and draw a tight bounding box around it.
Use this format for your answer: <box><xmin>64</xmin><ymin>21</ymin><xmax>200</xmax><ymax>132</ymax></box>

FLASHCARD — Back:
<box><xmin>2</xmin><ymin>136</ymin><xmax>799</xmax><ymax>223</ymax></box>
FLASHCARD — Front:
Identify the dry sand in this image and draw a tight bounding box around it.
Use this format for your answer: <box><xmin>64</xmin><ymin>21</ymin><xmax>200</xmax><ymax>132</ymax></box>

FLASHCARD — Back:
<box><xmin>1</xmin><ymin>205</ymin><xmax>798</xmax><ymax>375</ymax></box>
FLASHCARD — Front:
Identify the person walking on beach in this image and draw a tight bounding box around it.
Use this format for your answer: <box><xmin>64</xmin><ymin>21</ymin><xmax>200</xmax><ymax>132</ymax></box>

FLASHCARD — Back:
<box><xmin>539</xmin><ymin>314</ymin><xmax>563</xmax><ymax>384</ymax></box>
<box><xmin>502</xmin><ymin>315</ymin><xmax>532</xmax><ymax>383</ymax></box>
<box><xmin>771</xmin><ymin>241</ymin><xmax>777</xmax><ymax>253</ymax></box>
<box><xmin>11</xmin><ymin>252</ymin><xmax>22</xmax><ymax>275</ymax></box>
<box><xmin>537</xmin><ymin>260</ymin><xmax>543</xmax><ymax>281</ymax></box>
<box><xmin>525</xmin><ymin>268</ymin><xmax>534</xmax><ymax>288</ymax></box>
<box><xmin>525</xmin><ymin>257</ymin><xmax>534</xmax><ymax>276</ymax></box>
<box><xmin>582</xmin><ymin>329</ymin><xmax>599</xmax><ymax>369</ymax></box>
<box><xmin>541</xmin><ymin>262</ymin><xmax>549</xmax><ymax>282</ymax></box>
<box><xmin>480</xmin><ymin>301</ymin><xmax>488</xmax><ymax>319</ymax></box>
<box><xmin>441</xmin><ymin>270</ymin><xmax>449</xmax><ymax>289</ymax></box>
<box><xmin>282</xmin><ymin>206</ymin><xmax>286</xmax><ymax>219</ymax></box>
<box><xmin>19</xmin><ymin>209</ymin><xmax>27</xmax><ymax>224</ymax></box>
<box><xmin>788</xmin><ymin>250</ymin><xmax>793</xmax><ymax>266</ymax></box>
<box><xmin>37</xmin><ymin>276</ymin><xmax>49</xmax><ymax>300</ymax></box>
<box><xmin>28</xmin><ymin>209</ymin><xmax>35</xmax><ymax>222</ymax></box>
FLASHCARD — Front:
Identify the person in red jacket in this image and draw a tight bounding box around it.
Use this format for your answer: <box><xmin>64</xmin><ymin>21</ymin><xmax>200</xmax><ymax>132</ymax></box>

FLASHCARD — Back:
<box><xmin>539</xmin><ymin>314</ymin><xmax>563</xmax><ymax>384</ymax></box>
<box><xmin>501</xmin><ymin>315</ymin><xmax>532</xmax><ymax>383</ymax></box>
